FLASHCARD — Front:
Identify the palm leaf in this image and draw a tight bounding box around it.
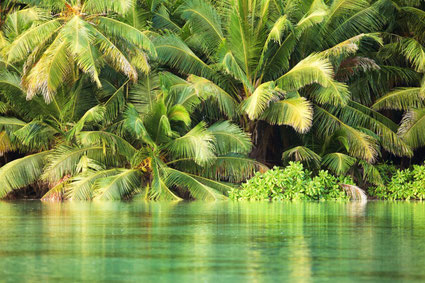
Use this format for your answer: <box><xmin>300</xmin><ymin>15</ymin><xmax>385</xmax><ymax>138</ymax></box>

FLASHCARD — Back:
<box><xmin>207</xmin><ymin>121</ymin><xmax>252</xmax><ymax>155</ymax></box>
<box><xmin>372</xmin><ymin>87</ymin><xmax>424</xmax><ymax>110</ymax></box>
<box><xmin>93</xmin><ymin>169</ymin><xmax>142</xmax><ymax>200</ymax></box>
<box><xmin>282</xmin><ymin>146</ymin><xmax>322</xmax><ymax>168</ymax></box>
<box><xmin>165</xmin><ymin>168</ymin><xmax>226</xmax><ymax>200</ymax></box>
<box><xmin>166</xmin><ymin>122</ymin><xmax>215</xmax><ymax>166</ymax></box>
<box><xmin>0</xmin><ymin>151</ymin><xmax>50</xmax><ymax>198</ymax></box>
<box><xmin>322</xmin><ymin>152</ymin><xmax>356</xmax><ymax>175</ymax></box>
<box><xmin>261</xmin><ymin>97</ymin><xmax>313</xmax><ymax>133</ymax></box>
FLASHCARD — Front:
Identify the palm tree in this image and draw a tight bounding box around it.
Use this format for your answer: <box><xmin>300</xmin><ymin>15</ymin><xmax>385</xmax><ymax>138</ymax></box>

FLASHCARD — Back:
<box><xmin>0</xmin><ymin>67</ymin><xmax>263</xmax><ymax>200</ymax></box>
<box><xmin>150</xmin><ymin>0</ymin><xmax>412</xmax><ymax>169</ymax></box>
<box><xmin>1</xmin><ymin>0</ymin><xmax>156</xmax><ymax>102</ymax></box>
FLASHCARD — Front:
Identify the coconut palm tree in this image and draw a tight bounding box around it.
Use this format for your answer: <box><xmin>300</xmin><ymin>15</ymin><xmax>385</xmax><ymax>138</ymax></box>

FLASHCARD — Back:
<box><xmin>0</xmin><ymin>67</ymin><xmax>262</xmax><ymax>200</ymax></box>
<box><xmin>1</xmin><ymin>0</ymin><xmax>156</xmax><ymax>102</ymax></box>
<box><xmin>150</xmin><ymin>0</ymin><xmax>412</xmax><ymax>168</ymax></box>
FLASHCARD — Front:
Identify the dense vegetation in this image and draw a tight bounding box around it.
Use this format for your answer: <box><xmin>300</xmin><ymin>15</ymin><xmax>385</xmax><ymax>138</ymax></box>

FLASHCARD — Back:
<box><xmin>1</xmin><ymin>0</ymin><xmax>425</xmax><ymax>200</ymax></box>
<box><xmin>369</xmin><ymin>164</ymin><xmax>425</xmax><ymax>200</ymax></box>
<box><xmin>229</xmin><ymin>162</ymin><xmax>356</xmax><ymax>201</ymax></box>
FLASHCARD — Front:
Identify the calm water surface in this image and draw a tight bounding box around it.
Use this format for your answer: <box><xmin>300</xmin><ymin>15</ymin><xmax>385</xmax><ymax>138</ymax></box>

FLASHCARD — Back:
<box><xmin>0</xmin><ymin>201</ymin><xmax>425</xmax><ymax>282</ymax></box>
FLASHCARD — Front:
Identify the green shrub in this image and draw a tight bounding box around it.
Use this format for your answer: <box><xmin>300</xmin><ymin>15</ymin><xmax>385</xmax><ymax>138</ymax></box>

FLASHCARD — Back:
<box><xmin>229</xmin><ymin>162</ymin><xmax>355</xmax><ymax>201</ymax></box>
<box><xmin>369</xmin><ymin>164</ymin><xmax>425</xmax><ymax>200</ymax></box>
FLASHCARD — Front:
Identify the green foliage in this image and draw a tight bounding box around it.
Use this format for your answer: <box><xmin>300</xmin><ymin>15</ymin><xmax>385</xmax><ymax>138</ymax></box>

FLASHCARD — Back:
<box><xmin>229</xmin><ymin>162</ymin><xmax>355</xmax><ymax>201</ymax></box>
<box><xmin>369</xmin><ymin>164</ymin><xmax>425</xmax><ymax>200</ymax></box>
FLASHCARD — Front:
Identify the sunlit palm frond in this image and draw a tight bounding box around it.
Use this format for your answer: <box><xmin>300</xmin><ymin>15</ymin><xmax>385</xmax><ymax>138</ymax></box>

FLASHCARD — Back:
<box><xmin>241</xmin><ymin>81</ymin><xmax>279</xmax><ymax>119</ymax></box>
<box><xmin>6</xmin><ymin>19</ymin><xmax>60</xmax><ymax>63</ymax></box>
<box><xmin>261</xmin><ymin>97</ymin><xmax>313</xmax><ymax>133</ymax></box>
<box><xmin>165</xmin><ymin>167</ymin><xmax>226</xmax><ymax>200</ymax></box>
<box><xmin>78</xmin><ymin>131</ymin><xmax>137</xmax><ymax>160</ymax></box>
<box><xmin>93</xmin><ymin>169</ymin><xmax>142</xmax><ymax>200</ymax></box>
<box><xmin>0</xmin><ymin>151</ymin><xmax>50</xmax><ymax>198</ymax></box>
<box><xmin>276</xmin><ymin>54</ymin><xmax>334</xmax><ymax>91</ymax></box>
<box><xmin>166</xmin><ymin>122</ymin><xmax>215</xmax><ymax>166</ymax></box>
<box><xmin>83</xmin><ymin>0</ymin><xmax>135</xmax><ymax>15</ymax></box>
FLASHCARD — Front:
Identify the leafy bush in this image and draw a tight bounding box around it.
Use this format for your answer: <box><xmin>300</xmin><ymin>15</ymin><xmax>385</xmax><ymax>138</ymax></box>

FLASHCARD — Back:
<box><xmin>369</xmin><ymin>165</ymin><xmax>425</xmax><ymax>200</ymax></box>
<box><xmin>229</xmin><ymin>162</ymin><xmax>355</xmax><ymax>201</ymax></box>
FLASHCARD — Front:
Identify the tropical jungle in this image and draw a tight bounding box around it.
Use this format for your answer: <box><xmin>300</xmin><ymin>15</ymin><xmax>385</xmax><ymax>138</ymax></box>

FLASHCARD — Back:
<box><xmin>1</xmin><ymin>0</ymin><xmax>425</xmax><ymax>201</ymax></box>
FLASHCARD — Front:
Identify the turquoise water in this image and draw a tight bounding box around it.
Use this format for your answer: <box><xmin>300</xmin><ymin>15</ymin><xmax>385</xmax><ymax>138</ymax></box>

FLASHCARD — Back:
<box><xmin>0</xmin><ymin>201</ymin><xmax>425</xmax><ymax>282</ymax></box>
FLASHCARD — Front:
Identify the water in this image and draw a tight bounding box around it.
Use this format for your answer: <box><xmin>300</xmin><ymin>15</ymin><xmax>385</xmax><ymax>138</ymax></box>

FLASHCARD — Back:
<box><xmin>0</xmin><ymin>201</ymin><xmax>425</xmax><ymax>282</ymax></box>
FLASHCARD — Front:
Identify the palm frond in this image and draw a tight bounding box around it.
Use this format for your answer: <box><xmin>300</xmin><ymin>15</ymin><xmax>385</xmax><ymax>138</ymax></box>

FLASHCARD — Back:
<box><xmin>78</xmin><ymin>131</ymin><xmax>137</xmax><ymax>160</ymax></box>
<box><xmin>154</xmin><ymin>34</ymin><xmax>213</xmax><ymax>77</ymax></box>
<box><xmin>177</xmin><ymin>0</ymin><xmax>224</xmax><ymax>51</ymax></box>
<box><xmin>282</xmin><ymin>146</ymin><xmax>322</xmax><ymax>168</ymax></box>
<box><xmin>315</xmin><ymin>106</ymin><xmax>379</xmax><ymax>162</ymax></box>
<box><xmin>309</xmin><ymin>80</ymin><xmax>350</xmax><ymax>106</ymax></box>
<box><xmin>241</xmin><ymin>81</ymin><xmax>279</xmax><ymax>119</ymax></box>
<box><xmin>6</xmin><ymin>19</ymin><xmax>60</xmax><ymax>63</ymax></box>
<box><xmin>207</xmin><ymin>121</ymin><xmax>252</xmax><ymax>155</ymax></box>
<box><xmin>261</xmin><ymin>97</ymin><xmax>313</xmax><ymax>133</ymax></box>
<box><xmin>42</xmin><ymin>145</ymin><xmax>105</xmax><ymax>184</ymax></box>
<box><xmin>372</xmin><ymin>87</ymin><xmax>424</xmax><ymax>110</ymax></box>
<box><xmin>165</xmin><ymin>168</ymin><xmax>226</xmax><ymax>200</ymax></box>
<box><xmin>398</xmin><ymin>108</ymin><xmax>425</xmax><ymax>149</ymax></box>
<box><xmin>93</xmin><ymin>169</ymin><xmax>141</xmax><ymax>200</ymax></box>
<box><xmin>97</xmin><ymin>16</ymin><xmax>157</xmax><ymax>58</ymax></box>
<box><xmin>276</xmin><ymin>54</ymin><xmax>334</xmax><ymax>91</ymax></box>
<box><xmin>0</xmin><ymin>151</ymin><xmax>50</xmax><ymax>198</ymax></box>
<box><xmin>187</xmin><ymin>75</ymin><xmax>238</xmax><ymax>118</ymax></box>
<box><xmin>83</xmin><ymin>0</ymin><xmax>135</xmax><ymax>15</ymax></box>
<box><xmin>322</xmin><ymin>152</ymin><xmax>356</xmax><ymax>175</ymax></box>
<box><xmin>166</xmin><ymin>122</ymin><xmax>215</xmax><ymax>166</ymax></box>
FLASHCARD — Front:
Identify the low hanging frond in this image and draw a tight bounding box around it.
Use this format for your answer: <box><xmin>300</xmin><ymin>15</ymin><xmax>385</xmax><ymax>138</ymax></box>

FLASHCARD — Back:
<box><xmin>322</xmin><ymin>152</ymin><xmax>356</xmax><ymax>175</ymax></box>
<box><xmin>42</xmin><ymin>145</ymin><xmax>105</xmax><ymax>184</ymax></box>
<box><xmin>282</xmin><ymin>146</ymin><xmax>322</xmax><ymax>168</ymax></box>
<box><xmin>148</xmin><ymin>157</ymin><xmax>182</xmax><ymax>201</ymax></box>
<box><xmin>170</xmin><ymin>154</ymin><xmax>268</xmax><ymax>183</ymax></box>
<box><xmin>315</xmin><ymin>106</ymin><xmax>379</xmax><ymax>162</ymax></box>
<box><xmin>93</xmin><ymin>169</ymin><xmax>142</xmax><ymax>200</ymax></box>
<box><xmin>0</xmin><ymin>151</ymin><xmax>50</xmax><ymax>198</ymax></box>
<box><xmin>165</xmin><ymin>168</ymin><xmax>226</xmax><ymax>200</ymax></box>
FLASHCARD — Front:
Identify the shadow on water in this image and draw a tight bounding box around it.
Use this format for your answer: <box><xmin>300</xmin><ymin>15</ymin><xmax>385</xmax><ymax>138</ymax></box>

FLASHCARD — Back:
<box><xmin>0</xmin><ymin>200</ymin><xmax>425</xmax><ymax>282</ymax></box>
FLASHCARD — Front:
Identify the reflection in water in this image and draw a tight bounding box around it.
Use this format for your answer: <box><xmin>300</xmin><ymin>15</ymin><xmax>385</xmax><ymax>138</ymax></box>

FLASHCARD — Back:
<box><xmin>0</xmin><ymin>201</ymin><xmax>425</xmax><ymax>282</ymax></box>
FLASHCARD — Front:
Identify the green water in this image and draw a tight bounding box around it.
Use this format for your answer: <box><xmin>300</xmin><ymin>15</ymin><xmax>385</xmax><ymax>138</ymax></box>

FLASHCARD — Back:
<box><xmin>1</xmin><ymin>201</ymin><xmax>425</xmax><ymax>282</ymax></box>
